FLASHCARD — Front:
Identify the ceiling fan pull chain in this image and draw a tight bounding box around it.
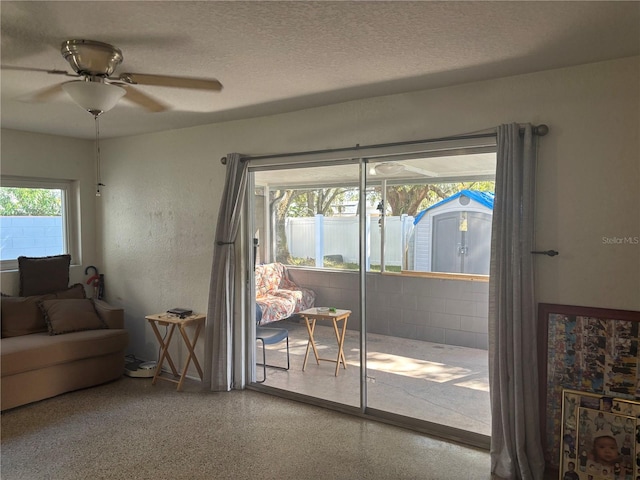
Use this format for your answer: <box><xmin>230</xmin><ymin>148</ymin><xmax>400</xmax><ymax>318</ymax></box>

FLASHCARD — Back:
<box><xmin>94</xmin><ymin>114</ymin><xmax>104</xmax><ymax>197</ymax></box>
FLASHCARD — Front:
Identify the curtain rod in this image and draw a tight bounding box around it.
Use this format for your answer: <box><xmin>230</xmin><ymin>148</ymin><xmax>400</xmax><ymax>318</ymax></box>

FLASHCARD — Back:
<box><xmin>220</xmin><ymin>124</ymin><xmax>548</xmax><ymax>164</ymax></box>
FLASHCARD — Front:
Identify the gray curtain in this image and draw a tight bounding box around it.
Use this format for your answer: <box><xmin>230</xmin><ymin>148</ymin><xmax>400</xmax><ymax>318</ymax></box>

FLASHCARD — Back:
<box><xmin>489</xmin><ymin>124</ymin><xmax>545</xmax><ymax>479</ymax></box>
<box><xmin>205</xmin><ymin>153</ymin><xmax>248</xmax><ymax>391</ymax></box>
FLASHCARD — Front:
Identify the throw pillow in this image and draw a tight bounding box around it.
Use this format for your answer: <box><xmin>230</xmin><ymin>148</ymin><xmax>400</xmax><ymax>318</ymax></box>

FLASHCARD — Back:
<box><xmin>54</xmin><ymin>283</ymin><xmax>87</xmax><ymax>300</ymax></box>
<box><xmin>38</xmin><ymin>299</ymin><xmax>107</xmax><ymax>335</ymax></box>
<box><xmin>18</xmin><ymin>254</ymin><xmax>71</xmax><ymax>296</ymax></box>
<box><xmin>1</xmin><ymin>293</ymin><xmax>56</xmax><ymax>337</ymax></box>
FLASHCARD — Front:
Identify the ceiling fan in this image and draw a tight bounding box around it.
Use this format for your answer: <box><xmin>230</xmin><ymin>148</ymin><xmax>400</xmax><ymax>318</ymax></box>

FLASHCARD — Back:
<box><xmin>1</xmin><ymin>39</ymin><xmax>223</xmax><ymax>115</ymax></box>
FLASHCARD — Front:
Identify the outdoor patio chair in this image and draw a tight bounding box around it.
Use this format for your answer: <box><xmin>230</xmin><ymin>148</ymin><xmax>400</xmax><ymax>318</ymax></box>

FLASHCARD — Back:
<box><xmin>256</xmin><ymin>325</ymin><xmax>290</xmax><ymax>383</ymax></box>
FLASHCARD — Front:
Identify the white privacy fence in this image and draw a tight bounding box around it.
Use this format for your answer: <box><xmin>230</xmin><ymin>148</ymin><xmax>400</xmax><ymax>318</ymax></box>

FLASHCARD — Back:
<box><xmin>285</xmin><ymin>215</ymin><xmax>414</xmax><ymax>267</ymax></box>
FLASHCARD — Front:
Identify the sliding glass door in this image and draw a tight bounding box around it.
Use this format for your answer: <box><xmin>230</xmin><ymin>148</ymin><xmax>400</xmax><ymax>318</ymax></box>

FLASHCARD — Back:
<box><xmin>249</xmin><ymin>162</ymin><xmax>361</xmax><ymax>408</ymax></box>
<box><xmin>363</xmin><ymin>153</ymin><xmax>494</xmax><ymax>440</ymax></box>
<box><xmin>245</xmin><ymin>141</ymin><xmax>494</xmax><ymax>448</ymax></box>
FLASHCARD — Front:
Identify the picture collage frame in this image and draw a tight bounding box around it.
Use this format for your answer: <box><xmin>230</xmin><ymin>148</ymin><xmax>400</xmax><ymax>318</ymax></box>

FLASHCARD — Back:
<box><xmin>560</xmin><ymin>389</ymin><xmax>640</xmax><ymax>480</ymax></box>
<box><xmin>538</xmin><ymin>303</ymin><xmax>640</xmax><ymax>467</ymax></box>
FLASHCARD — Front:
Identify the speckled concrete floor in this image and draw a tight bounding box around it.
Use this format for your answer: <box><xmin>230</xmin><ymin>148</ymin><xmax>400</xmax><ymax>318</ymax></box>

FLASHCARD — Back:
<box><xmin>257</xmin><ymin>319</ymin><xmax>491</xmax><ymax>437</ymax></box>
<box><xmin>1</xmin><ymin>377</ymin><xmax>492</xmax><ymax>480</ymax></box>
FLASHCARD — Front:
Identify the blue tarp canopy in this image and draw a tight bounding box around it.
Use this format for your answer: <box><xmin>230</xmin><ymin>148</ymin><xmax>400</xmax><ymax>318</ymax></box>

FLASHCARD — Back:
<box><xmin>413</xmin><ymin>190</ymin><xmax>494</xmax><ymax>225</ymax></box>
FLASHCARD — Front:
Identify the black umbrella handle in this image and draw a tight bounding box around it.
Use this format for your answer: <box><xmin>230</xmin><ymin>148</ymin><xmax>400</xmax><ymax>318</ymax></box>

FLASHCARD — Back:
<box><xmin>84</xmin><ymin>265</ymin><xmax>99</xmax><ymax>275</ymax></box>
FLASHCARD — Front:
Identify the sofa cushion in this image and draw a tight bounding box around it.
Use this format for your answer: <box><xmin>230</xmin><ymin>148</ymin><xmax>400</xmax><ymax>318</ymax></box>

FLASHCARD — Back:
<box><xmin>1</xmin><ymin>293</ymin><xmax>56</xmax><ymax>337</ymax></box>
<box><xmin>54</xmin><ymin>283</ymin><xmax>87</xmax><ymax>300</ymax></box>
<box><xmin>93</xmin><ymin>300</ymin><xmax>125</xmax><ymax>329</ymax></box>
<box><xmin>0</xmin><ymin>329</ymin><xmax>129</xmax><ymax>377</ymax></box>
<box><xmin>39</xmin><ymin>299</ymin><xmax>107</xmax><ymax>335</ymax></box>
<box><xmin>256</xmin><ymin>296</ymin><xmax>296</xmax><ymax>326</ymax></box>
<box><xmin>18</xmin><ymin>254</ymin><xmax>71</xmax><ymax>296</ymax></box>
<box><xmin>0</xmin><ymin>286</ymin><xmax>89</xmax><ymax>338</ymax></box>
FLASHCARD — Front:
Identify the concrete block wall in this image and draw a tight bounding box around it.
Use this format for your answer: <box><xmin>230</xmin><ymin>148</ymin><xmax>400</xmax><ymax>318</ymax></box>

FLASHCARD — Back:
<box><xmin>288</xmin><ymin>267</ymin><xmax>489</xmax><ymax>350</ymax></box>
<box><xmin>0</xmin><ymin>216</ymin><xmax>63</xmax><ymax>260</ymax></box>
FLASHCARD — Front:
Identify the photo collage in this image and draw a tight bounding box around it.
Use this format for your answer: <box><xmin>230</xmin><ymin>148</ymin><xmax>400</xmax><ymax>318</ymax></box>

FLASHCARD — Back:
<box><xmin>561</xmin><ymin>389</ymin><xmax>640</xmax><ymax>480</ymax></box>
<box><xmin>546</xmin><ymin>314</ymin><xmax>640</xmax><ymax>465</ymax></box>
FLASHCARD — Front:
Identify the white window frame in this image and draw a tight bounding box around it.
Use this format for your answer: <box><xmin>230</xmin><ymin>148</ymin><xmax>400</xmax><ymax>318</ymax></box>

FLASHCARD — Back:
<box><xmin>0</xmin><ymin>176</ymin><xmax>80</xmax><ymax>271</ymax></box>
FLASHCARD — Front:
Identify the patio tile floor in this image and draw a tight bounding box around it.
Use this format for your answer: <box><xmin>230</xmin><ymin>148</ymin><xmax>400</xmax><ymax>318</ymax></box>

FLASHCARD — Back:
<box><xmin>256</xmin><ymin>317</ymin><xmax>491</xmax><ymax>438</ymax></box>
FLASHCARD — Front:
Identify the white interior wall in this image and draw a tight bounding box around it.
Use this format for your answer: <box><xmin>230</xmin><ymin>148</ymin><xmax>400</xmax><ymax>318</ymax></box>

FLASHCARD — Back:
<box><xmin>2</xmin><ymin>56</ymin><xmax>638</xmax><ymax>369</ymax></box>
<box><xmin>1</xmin><ymin>130</ymin><xmax>96</xmax><ymax>295</ymax></box>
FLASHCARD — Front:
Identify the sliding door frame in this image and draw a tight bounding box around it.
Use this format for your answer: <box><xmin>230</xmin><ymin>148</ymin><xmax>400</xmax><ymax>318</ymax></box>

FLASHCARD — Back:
<box><xmin>242</xmin><ymin>141</ymin><xmax>494</xmax><ymax>450</ymax></box>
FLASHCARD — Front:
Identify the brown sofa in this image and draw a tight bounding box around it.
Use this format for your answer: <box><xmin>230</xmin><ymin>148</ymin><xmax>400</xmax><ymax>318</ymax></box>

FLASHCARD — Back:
<box><xmin>0</xmin><ymin>299</ymin><xmax>129</xmax><ymax>410</ymax></box>
<box><xmin>1</xmin><ymin>285</ymin><xmax>129</xmax><ymax>411</ymax></box>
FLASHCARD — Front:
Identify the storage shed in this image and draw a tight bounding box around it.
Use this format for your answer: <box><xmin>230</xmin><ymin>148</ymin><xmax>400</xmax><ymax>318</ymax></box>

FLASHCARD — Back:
<box><xmin>409</xmin><ymin>190</ymin><xmax>494</xmax><ymax>275</ymax></box>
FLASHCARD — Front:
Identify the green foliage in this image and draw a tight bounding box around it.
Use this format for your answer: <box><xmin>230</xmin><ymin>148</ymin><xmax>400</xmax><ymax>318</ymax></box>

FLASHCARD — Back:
<box><xmin>415</xmin><ymin>180</ymin><xmax>495</xmax><ymax>214</ymax></box>
<box><xmin>279</xmin><ymin>181</ymin><xmax>495</xmax><ymax>219</ymax></box>
<box><xmin>284</xmin><ymin>188</ymin><xmax>351</xmax><ymax>217</ymax></box>
<box><xmin>274</xmin><ymin>187</ymin><xmax>357</xmax><ymax>262</ymax></box>
<box><xmin>381</xmin><ymin>180</ymin><xmax>495</xmax><ymax>216</ymax></box>
<box><xmin>0</xmin><ymin>187</ymin><xmax>62</xmax><ymax>216</ymax></box>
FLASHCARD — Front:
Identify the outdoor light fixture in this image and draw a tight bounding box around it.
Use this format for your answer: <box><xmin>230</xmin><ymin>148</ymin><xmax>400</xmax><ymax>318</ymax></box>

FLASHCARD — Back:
<box><xmin>373</xmin><ymin>162</ymin><xmax>405</xmax><ymax>175</ymax></box>
<box><xmin>62</xmin><ymin>81</ymin><xmax>125</xmax><ymax>116</ymax></box>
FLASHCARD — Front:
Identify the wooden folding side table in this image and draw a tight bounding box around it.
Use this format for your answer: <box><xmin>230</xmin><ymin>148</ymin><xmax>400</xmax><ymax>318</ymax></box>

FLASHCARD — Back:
<box><xmin>299</xmin><ymin>308</ymin><xmax>351</xmax><ymax>376</ymax></box>
<box><xmin>145</xmin><ymin>312</ymin><xmax>205</xmax><ymax>391</ymax></box>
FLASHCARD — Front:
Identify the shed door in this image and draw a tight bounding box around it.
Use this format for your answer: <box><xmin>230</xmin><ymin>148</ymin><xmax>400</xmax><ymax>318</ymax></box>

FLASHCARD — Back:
<box><xmin>431</xmin><ymin>212</ymin><xmax>460</xmax><ymax>273</ymax></box>
<box><xmin>431</xmin><ymin>211</ymin><xmax>492</xmax><ymax>274</ymax></box>
<box><xmin>464</xmin><ymin>212</ymin><xmax>492</xmax><ymax>275</ymax></box>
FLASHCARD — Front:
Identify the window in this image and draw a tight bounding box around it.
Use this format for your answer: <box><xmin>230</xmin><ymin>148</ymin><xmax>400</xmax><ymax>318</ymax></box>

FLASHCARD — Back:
<box><xmin>0</xmin><ymin>177</ymin><xmax>79</xmax><ymax>271</ymax></box>
<box><xmin>252</xmin><ymin>141</ymin><xmax>496</xmax><ymax>277</ymax></box>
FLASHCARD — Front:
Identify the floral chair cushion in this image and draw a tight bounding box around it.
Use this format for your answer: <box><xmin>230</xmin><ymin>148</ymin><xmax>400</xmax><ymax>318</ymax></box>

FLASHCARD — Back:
<box><xmin>255</xmin><ymin>263</ymin><xmax>285</xmax><ymax>297</ymax></box>
<box><xmin>255</xmin><ymin>263</ymin><xmax>315</xmax><ymax>325</ymax></box>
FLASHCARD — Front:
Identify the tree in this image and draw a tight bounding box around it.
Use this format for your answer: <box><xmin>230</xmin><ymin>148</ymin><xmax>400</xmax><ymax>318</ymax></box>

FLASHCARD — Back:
<box><xmin>0</xmin><ymin>187</ymin><xmax>61</xmax><ymax>216</ymax></box>
<box><xmin>384</xmin><ymin>181</ymin><xmax>495</xmax><ymax>216</ymax></box>
<box><xmin>385</xmin><ymin>185</ymin><xmax>436</xmax><ymax>216</ymax></box>
<box><xmin>273</xmin><ymin>187</ymin><xmax>350</xmax><ymax>263</ymax></box>
<box><xmin>288</xmin><ymin>188</ymin><xmax>349</xmax><ymax>217</ymax></box>
<box><xmin>272</xmin><ymin>189</ymin><xmax>296</xmax><ymax>263</ymax></box>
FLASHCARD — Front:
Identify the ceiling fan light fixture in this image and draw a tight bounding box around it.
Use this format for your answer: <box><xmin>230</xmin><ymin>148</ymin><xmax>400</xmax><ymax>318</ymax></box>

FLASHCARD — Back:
<box><xmin>62</xmin><ymin>81</ymin><xmax>125</xmax><ymax>116</ymax></box>
<box><xmin>374</xmin><ymin>162</ymin><xmax>405</xmax><ymax>175</ymax></box>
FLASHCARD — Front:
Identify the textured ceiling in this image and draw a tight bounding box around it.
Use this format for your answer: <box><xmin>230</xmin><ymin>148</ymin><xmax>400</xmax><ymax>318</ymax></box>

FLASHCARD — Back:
<box><xmin>1</xmin><ymin>1</ymin><xmax>639</xmax><ymax>139</ymax></box>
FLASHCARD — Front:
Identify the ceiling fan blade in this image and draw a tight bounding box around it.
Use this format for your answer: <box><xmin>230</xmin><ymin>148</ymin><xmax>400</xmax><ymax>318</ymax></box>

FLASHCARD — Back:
<box><xmin>121</xmin><ymin>85</ymin><xmax>168</xmax><ymax>112</ymax></box>
<box><xmin>118</xmin><ymin>73</ymin><xmax>222</xmax><ymax>91</ymax></box>
<box><xmin>29</xmin><ymin>83</ymin><xmax>65</xmax><ymax>102</ymax></box>
<box><xmin>1</xmin><ymin>65</ymin><xmax>75</xmax><ymax>76</ymax></box>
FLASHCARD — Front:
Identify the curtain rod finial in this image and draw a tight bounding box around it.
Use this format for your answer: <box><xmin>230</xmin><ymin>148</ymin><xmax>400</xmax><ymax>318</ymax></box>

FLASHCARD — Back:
<box><xmin>535</xmin><ymin>124</ymin><xmax>549</xmax><ymax>136</ymax></box>
<box><xmin>221</xmin><ymin>156</ymin><xmax>227</xmax><ymax>165</ymax></box>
